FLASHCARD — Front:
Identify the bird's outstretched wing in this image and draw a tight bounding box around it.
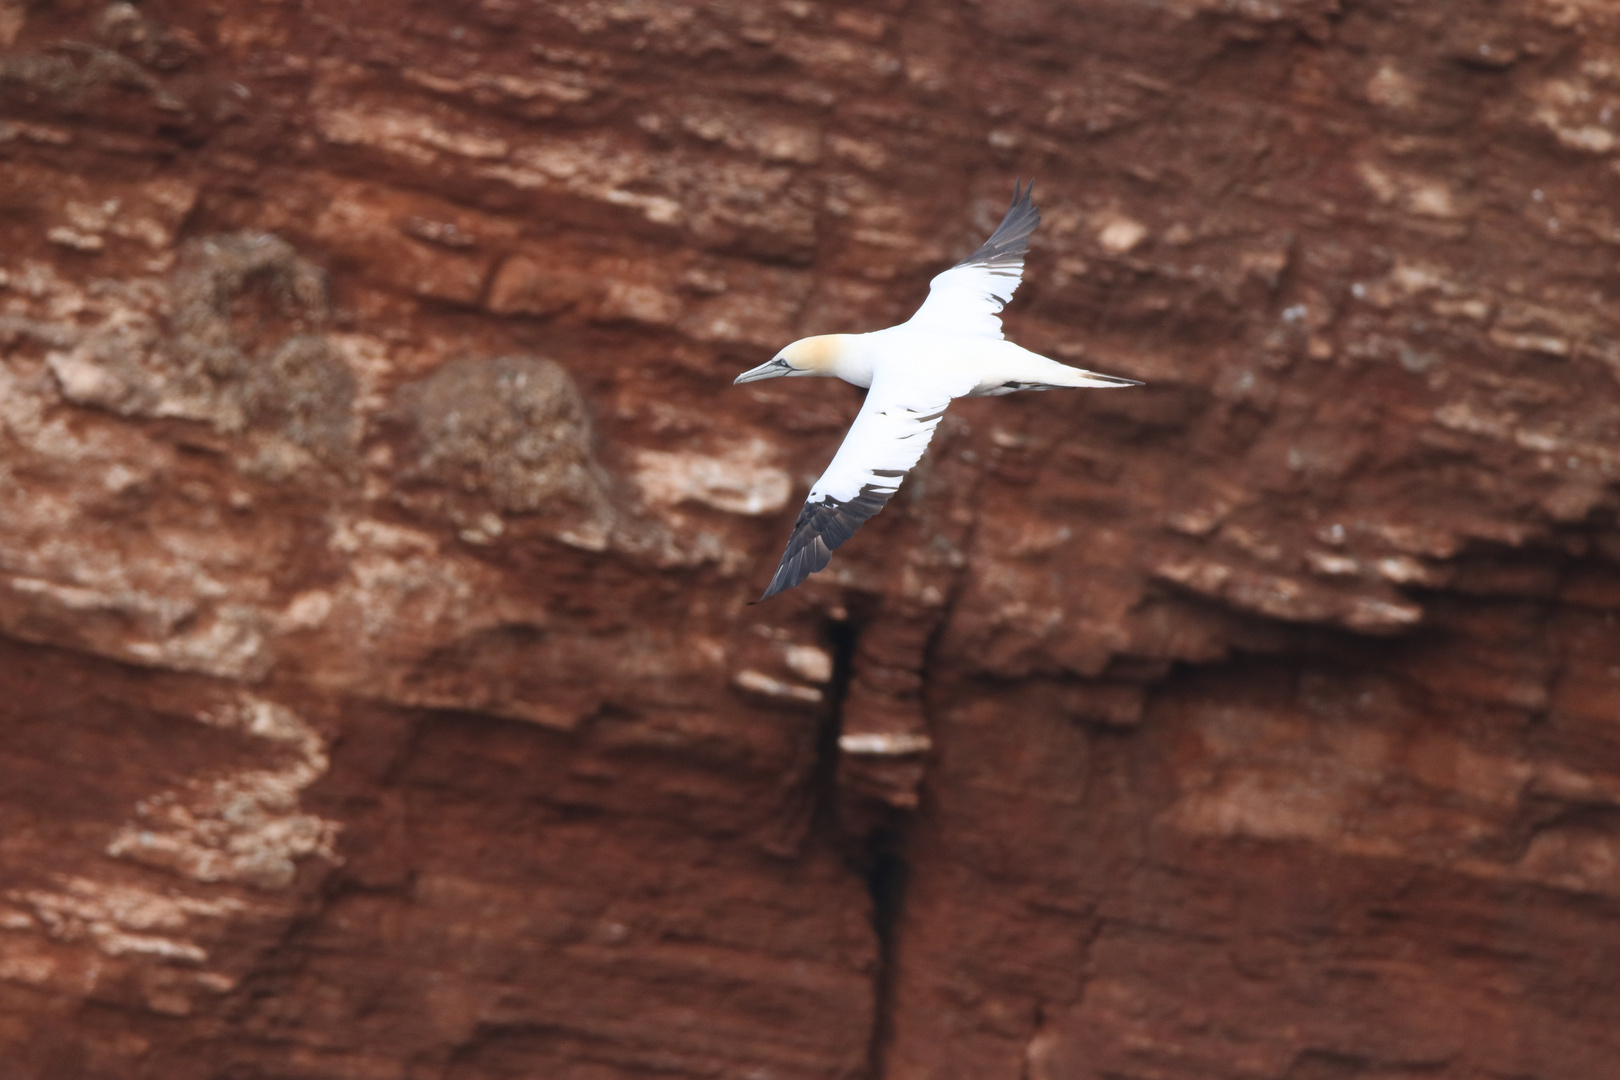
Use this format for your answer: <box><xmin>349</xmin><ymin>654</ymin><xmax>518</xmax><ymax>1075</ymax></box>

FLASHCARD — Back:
<box><xmin>756</xmin><ymin>370</ymin><xmax>974</xmax><ymax>601</ymax></box>
<box><xmin>905</xmin><ymin>180</ymin><xmax>1040</xmax><ymax>339</ymax></box>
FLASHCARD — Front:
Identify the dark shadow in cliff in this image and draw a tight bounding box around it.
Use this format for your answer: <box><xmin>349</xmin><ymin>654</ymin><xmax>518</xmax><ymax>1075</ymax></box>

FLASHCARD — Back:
<box><xmin>808</xmin><ymin>609</ymin><xmax>917</xmax><ymax>1079</ymax></box>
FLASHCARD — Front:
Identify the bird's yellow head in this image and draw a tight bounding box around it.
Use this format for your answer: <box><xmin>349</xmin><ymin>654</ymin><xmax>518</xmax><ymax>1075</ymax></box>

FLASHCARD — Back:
<box><xmin>733</xmin><ymin>335</ymin><xmax>847</xmax><ymax>384</ymax></box>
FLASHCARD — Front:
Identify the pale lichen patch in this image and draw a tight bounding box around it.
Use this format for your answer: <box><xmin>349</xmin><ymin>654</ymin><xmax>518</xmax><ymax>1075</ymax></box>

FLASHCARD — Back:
<box><xmin>106</xmin><ymin>697</ymin><xmax>340</xmax><ymax>890</ymax></box>
<box><xmin>634</xmin><ymin>440</ymin><xmax>792</xmax><ymax>517</ymax></box>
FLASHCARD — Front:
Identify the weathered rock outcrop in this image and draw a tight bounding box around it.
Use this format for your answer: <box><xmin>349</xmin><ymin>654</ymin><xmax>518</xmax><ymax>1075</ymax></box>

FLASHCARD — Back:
<box><xmin>2</xmin><ymin>1</ymin><xmax>1619</xmax><ymax>1077</ymax></box>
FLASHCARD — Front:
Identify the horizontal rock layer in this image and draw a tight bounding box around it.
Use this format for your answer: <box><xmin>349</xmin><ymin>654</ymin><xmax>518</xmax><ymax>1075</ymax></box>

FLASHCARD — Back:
<box><xmin>2</xmin><ymin>0</ymin><xmax>1618</xmax><ymax>1077</ymax></box>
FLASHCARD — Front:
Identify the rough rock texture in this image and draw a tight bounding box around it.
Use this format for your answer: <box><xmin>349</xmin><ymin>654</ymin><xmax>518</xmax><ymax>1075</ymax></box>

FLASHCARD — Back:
<box><xmin>3</xmin><ymin>1</ymin><xmax>1620</xmax><ymax>1077</ymax></box>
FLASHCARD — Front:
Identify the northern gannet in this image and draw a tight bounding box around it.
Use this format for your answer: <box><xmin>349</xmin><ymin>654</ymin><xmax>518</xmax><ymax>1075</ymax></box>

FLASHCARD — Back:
<box><xmin>735</xmin><ymin>182</ymin><xmax>1141</xmax><ymax>601</ymax></box>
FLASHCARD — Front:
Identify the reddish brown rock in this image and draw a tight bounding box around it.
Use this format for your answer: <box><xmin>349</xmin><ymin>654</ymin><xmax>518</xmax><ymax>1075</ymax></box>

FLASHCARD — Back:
<box><xmin>3</xmin><ymin>1</ymin><xmax>1620</xmax><ymax>1077</ymax></box>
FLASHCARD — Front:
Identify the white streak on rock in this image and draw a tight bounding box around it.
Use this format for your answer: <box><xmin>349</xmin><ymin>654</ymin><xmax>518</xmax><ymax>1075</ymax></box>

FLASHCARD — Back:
<box><xmin>784</xmin><ymin>644</ymin><xmax>834</xmax><ymax>683</ymax></box>
<box><xmin>732</xmin><ymin>669</ymin><xmax>823</xmax><ymax>703</ymax></box>
<box><xmin>838</xmin><ymin>732</ymin><xmax>932</xmax><ymax>756</ymax></box>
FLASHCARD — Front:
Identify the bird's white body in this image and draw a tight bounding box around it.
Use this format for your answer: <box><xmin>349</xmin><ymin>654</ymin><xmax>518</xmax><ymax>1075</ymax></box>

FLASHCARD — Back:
<box><xmin>735</xmin><ymin>182</ymin><xmax>1140</xmax><ymax>600</ymax></box>
<box><xmin>823</xmin><ymin>328</ymin><xmax>1106</xmax><ymax>396</ymax></box>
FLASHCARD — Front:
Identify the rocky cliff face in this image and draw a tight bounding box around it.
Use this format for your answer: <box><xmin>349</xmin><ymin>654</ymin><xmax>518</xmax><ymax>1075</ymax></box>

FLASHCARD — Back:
<box><xmin>3</xmin><ymin>1</ymin><xmax>1619</xmax><ymax>1077</ymax></box>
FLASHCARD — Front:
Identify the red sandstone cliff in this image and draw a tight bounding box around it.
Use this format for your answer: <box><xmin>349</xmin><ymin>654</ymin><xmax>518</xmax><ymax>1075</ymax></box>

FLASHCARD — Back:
<box><xmin>2</xmin><ymin>1</ymin><xmax>1619</xmax><ymax>1077</ymax></box>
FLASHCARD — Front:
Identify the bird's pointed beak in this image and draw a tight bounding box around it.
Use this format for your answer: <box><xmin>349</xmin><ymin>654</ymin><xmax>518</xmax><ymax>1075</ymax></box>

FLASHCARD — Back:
<box><xmin>733</xmin><ymin>358</ymin><xmax>791</xmax><ymax>385</ymax></box>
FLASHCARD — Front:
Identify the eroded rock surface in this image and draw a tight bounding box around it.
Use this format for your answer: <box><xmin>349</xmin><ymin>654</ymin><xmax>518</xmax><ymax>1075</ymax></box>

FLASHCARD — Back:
<box><xmin>2</xmin><ymin>1</ymin><xmax>1619</xmax><ymax>1077</ymax></box>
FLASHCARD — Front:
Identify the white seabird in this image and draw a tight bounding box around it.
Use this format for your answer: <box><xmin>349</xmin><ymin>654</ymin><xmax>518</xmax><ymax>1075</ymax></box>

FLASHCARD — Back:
<box><xmin>735</xmin><ymin>181</ymin><xmax>1142</xmax><ymax>601</ymax></box>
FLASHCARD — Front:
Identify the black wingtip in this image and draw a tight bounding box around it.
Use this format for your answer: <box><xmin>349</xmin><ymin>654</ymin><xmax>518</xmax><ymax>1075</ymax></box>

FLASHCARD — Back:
<box><xmin>1007</xmin><ymin>178</ymin><xmax>1036</xmax><ymax>218</ymax></box>
<box><xmin>955</xmin><ymin>178</ymin><xmax>1042</xmax><ymax>272</ymax></box>
<box><xmin>752</xmin><ymin>484</ymin><xmax>897</xmax><ymax>602</ymax></box>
